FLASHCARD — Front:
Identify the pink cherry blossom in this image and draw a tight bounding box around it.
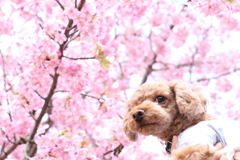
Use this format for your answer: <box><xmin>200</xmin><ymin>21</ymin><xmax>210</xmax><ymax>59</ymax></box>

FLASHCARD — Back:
<box><xmin>0</xmin><ymin>0</ymin><xmax>240</xmax><ymax>159</ymax></box>
<box><xmin>54</xmin><ymin>33</ymin><xmax>67</xmax><ymax>44</ymax></box>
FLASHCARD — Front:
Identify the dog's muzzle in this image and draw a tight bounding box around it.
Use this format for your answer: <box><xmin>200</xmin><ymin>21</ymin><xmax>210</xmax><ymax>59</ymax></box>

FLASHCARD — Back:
<box><xmin>132</xmin><ymin>110</ymin><xmax>145</xmax><ymax>122</ymax></box>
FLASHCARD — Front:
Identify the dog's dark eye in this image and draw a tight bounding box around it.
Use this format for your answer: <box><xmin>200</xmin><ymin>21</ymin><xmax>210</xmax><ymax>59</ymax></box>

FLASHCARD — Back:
<box><xmin>155</xmin><ymin>96</ymin><xmax>166</xmax><ymax>104</ymax></box>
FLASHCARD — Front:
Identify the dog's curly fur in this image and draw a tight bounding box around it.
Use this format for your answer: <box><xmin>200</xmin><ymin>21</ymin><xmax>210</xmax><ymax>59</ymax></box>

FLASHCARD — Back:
<box><xmin>123</xmin><ymin>80</ymin><xmax>216</xmax><ymax>159</ymax></box>
<box><xmin>171</xmin><ymin>145</ymin><xmax>215</xmax><ymax>160</ymax></box>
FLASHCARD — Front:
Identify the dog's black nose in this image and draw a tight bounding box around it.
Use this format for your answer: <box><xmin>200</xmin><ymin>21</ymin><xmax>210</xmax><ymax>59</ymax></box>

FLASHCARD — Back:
<box><xmin>132</xmin><ymin>110</ymin><xmax>145</xmax><ymax>122</ymax></box>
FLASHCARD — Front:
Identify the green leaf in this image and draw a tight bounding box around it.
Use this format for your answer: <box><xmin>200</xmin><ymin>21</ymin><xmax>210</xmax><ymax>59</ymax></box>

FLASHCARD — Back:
<box><xmin>65</xmin><ymin>135</ymin><xmax>71</xmax><ymax>139</ymax></box>
<box><xmin>95</xmin><ymin>44</ymin><xmax>111</xmax><ymax>69</ymax></box>
<box><xmin>79</xmin><ymin>115</ymin><xmax>85</xmax><ymax>121</ymax></box>
<box><xmin>58</xmin><ymin>130</ymin><xmax>69</xmax><ymax>137</ymax></box>
<box><xmin>13</xmin><ymin>91</ymin><xmax>19</xmax><ymax>95</ymax></box>
<box><xmin>95</xmin><ymin>43</ymin><xmax>102</xmax><ymax>56</ymax></box>
<box><xmin>81</xmin><ymin>140</ymin><xmax>87</xmax><ymax>146</ymax></box>
<box><xmin>101</xmin><ymin>57</ymin><xmax>110</xmax><ymax>69</ymax></box>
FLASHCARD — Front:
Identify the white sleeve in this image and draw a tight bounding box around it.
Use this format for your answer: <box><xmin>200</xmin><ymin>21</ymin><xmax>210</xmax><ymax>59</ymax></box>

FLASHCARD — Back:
<box><xmin>177</xmin><ymin>122</ymin><xmax>218</xmax><ymax>148</ymax></box>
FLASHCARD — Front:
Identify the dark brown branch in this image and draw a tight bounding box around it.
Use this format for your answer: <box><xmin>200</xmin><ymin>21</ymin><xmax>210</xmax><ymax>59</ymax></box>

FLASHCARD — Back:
<box><xmin>7</xmin><ymin>112</ymin><xmax>12</xmax><ymax>122</ymax></box>
<box><xmin>141</xmin><ymin>32</ymin><xmax>157</xmax><ymax>84</ymax></box>
<box><xmin>113</xmin><ymin>144</ymin><xmax>124</xmax><ymax>157</ymax></box>
<box><xmin>117</xmin><ymin>113</ymin><xmax>123</xmax><ymax>119</ymax></box>
<box><xmin>150</xmin><ymin>61</ymin><xmax>203</xmax><ymax>72</ymax></box>
<box><xmin>152</xmin><ymin>67</ymin><xmax>169</xmax><ymax>71</ymax></box>
<box><xmin>118</xmin><ymin>63</ymin><xmax>128</xmax><ymax>101</ymax></box>
<box><xmin>195</xmin><ymin>68</ymin><xmax>240</xmax><ymax>82</ymax></box>
<box><xmin>55</xmin><ymin>90</ymin><xmax>104</xmax><ymax>102</ymax></box>
<box><xmin>13</xmin><ymin>134</ymin><xmax>17</xmax><ymax>143</ymax></box>
<box><xmin>0</xmin><ymin>50</ymin><xmax>7</xmax><ymax>91</ymax></box>
<box><xmin>103</xmin><ymin>143</ymin><xmax>124</xmax><ymax>160</ymax></box>
<box><xmin>23</xmin><ymin>141</ymin><xmax>37</xmax><ymax>160</ymax></box>
<box><xmin>64</xmin><ymin>20</ymin><xmax>74</xmax><ymax>36</ymax></box>
<box><xmin>0</xmin><ymin>3</ymin><xmax>84</xmax><ymax>158</ymax></box>
<box><xmin>141</xmin><ymin>66</ymin><xmax>153</xmax><ymax>84</ymax></box>
<box><xmin>54</xmin><ymin>90</ymin><xmax>67</xmax><ymax>93</ymax></box>
<box><xmin>39</xmin><ymin>117</ymin><xmax>54</xmax><ymax>137</ymax></box>
<box><xmin>68</xmin><ymin>29</ymin><xmax>79</xmax><ymax>38</ymax></box>
<box><xmin>0</xmin><ymin>140</ymin><xmax>22</xmax><ymax>160</ymax></box>
<box><xmin>24</xmin><ymin>66</ymin><xmax>60</xmax><ymax>158</ymax></box>
<box><xmin>39</xmin><ymin>24</ymin><xmax>54</xmax><ymax>40</ymax></box>
<box><xmin>81</xmin><ymin>93</ymin><xmax>105</xmax><ymax>102</ymax></box>
<box><xmin>155</xmin><ymin>60</ymin><xmax>170</xmax><ymax>67</ymax></box>
<box><xmin>24</xmin><ymin>16</ymin><xmax>76</xmax><ymax>158</ymax></box>
<box><xmin>0</xmin><ymin>50</ymin><xmax>9</xmax><ymax>105</ymax></box>
<box><xmin>69</xmin><ymin>32</ymin><xmax>81</xmax><ymax>41</ymax></box>
<box><xmin>68</xmin><ymin>25</ymin><xmax>77</xmax><ymax>31</ymax></box>
<box><xmin>33</xmin><ymin>89</ymin><xmax>45</xmax><ymax>100</ymax></box>
<box><xmin>85</xmin><ymin>130</ymin><xmax>98</xmax><ymax>147</ymax></box>
<box><xmin>55</xmin><ymin>0</ymin><xmax>65</xmax><ymax>10</ymax></box>
<box><xmin>103</xmin><ymin>149</ymin><xmax>114</xmax><ymax>160</ymax></box>
<box><xmin>63</xmin><ymin>31</ymin><xmax>81</xmax><ymax>47</ymax></box>
<box><xmin>29</xmin><ymin>69</ymin><xmax>59</xmax><ymax>141</ymax></box>
<box><xmin>62</xmin><ymin>19</ymin><xmax>75</xmax><ymax>50</ymax></box>
<box><xmin>0</xmin><ymin>142</ymin><xmax>6</xmax><ymax>156</ymax></box>
<box><xmin>75</xmin><ymin>0</ymin><xmax>77</xmax><ymax>8</ymax></box>
<box><xmin>29</xmin><ymin>111</ymin><xmax>37</xmax><ymax>121</ymax></box>
<box><xmin>188</xmin><ymin>50</ymin><xmax>198</xmax><ymax>82</ymax></box>
<box><xmin>63</xmin><ymin>56</ymin><xmax>96</xmax><ymax>60</ymax></box>
<box><xmin>141</xmin><ymin>0</ymin><xmax>194</xmax><ymax>84</ymax></box>
<box><xmin>77</xmin><ymin>0</ymin><xmax>86</xmax><ymax>11</ymax></box>
<box><xmin>5</xmin><ymin>135</ymin><xmax>15</xmax><ymax>144</ymax></box>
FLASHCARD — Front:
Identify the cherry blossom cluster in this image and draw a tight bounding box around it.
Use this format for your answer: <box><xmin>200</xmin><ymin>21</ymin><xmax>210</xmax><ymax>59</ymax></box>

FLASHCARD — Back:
<box><xmin>0</xmin><ymin>0</ymin><xmax>240</xmax><ymax>159</ymax></box>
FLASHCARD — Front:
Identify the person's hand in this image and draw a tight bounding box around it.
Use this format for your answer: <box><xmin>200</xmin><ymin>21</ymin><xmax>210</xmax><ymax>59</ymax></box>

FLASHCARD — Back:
<box><xmin>214</xmin><ymin>143</ymin><xmax>240</xmax><ymax>160</ymax></box>
<box><xmin>234</xmin><ymin>152</ymin><xmax>240</xmax><ymax>160</ymax></box>
<box><xmin>170</xmin><ymin>136</ymin><xmax>178</xmax><ymax>152</ymax></box>
<box><xmin>214</xmin><ymin>143</ymin><xmax>227</xmax><ymax>160</ymax></box>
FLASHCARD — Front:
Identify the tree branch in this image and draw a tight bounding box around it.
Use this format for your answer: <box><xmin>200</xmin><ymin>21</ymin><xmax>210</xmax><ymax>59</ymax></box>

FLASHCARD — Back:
<box><xmin>29</xmin><ymin>111</ymin><xmax>37</xmax><ymax>121</ymax></box>
<box><xmin>0</xmin><ymin>50</ymin><xmax>9</xmax><ymax>105</ymax></box>
<box><xmin>55</xmin><ymin>0</ymin><xmax>65</xmax><ymax>10</ymax></box>
<box><xmin>0</xmin><ymin>1</ymin><xmax>87</xmax><ymax>157</ymax></box>
<box><xmin>23</xmin><ymin>141</ymin><xmax>37</xmax><ymax>160</ymax></box>
<box><xmin>24</xmin><ymin>14</ymin><xmax>84</xmax><ymax>157</ymax></box>
<box><xmin>81</xmin><ymin>93</ymin><xmax>105</xmax><ymax>102</ymax></box>
<box><xmin>54</xmin><ymin>90</ymin><xmax>67</xmax><ymax>93</ymax></box>
<box><xmin>195</xmin><ymin>68</ymin><xmax>240</xmax><ymax>82</ymax></box>
<box><xmin>117</xmin><ymin>113</ymin><xmax>123</xmax><ymax>119</ymax></box>
<box><xmin>75</xmin><ymin>0</ymin><xmax>77</xmax><ymax>8</ymax></box>
<box><xmin>103</xmin><ymin>143</ymin><xmax>124</xmax><ymax>160</ymax></box>
<box><xmin>141</xmin><ymin>32</ymin><xmax>157</xmax><ymax>84</ymax></box>
<box><xmin>7</xmin><ymin>112</ymin><xmax>12</xmax><ymax>122</ymax></box>
<box><xmin>68</xmin><ymin>29</ymin><xmax>79</xmax><ymax>38</ymax></box>
<box><xmin>0</xmin><ymin>142</ymin><xmax>6</xmax><ymax>157</ymax></box>
<box><xmin>141</xmin><ymin>55</ymin><xmax>161</xmax><ymax>84</ymax></box>
<box><xmin>39</xmin><ymin>24</ymin><xmax>54</xmax><ymax>40</ymax></box>
<box><xmin>5</xmin><ymin>135</ymin><xmax>16</xmax><ymax>144</ymax></box>
<box><xmin>33</xmin><ymin>89</ymin><xmax>46</xmax><ymax>100</ymax></box>
<box><xmin>77</xmin><ymin>0</ymin><xmax>86</xmax><ymax>11</ymax></box>
<box><xmin>63</xmin><ymin>56</ymin><xmax>96</xmax><ymax>60</ymax></box>
<box><xmin>188</xmin><ymin>50</ymin><xmax>198</xmax><ymax>82</ymax></box>
<box><xmin>118</xmin><ymin>62</ymin><xmax>128</xmax><ymax>101</ymax></box>
<box><xmin>69</xmin><ymin>32</ymin><xmax>81</xmax><ymax>42</ymax></box>
<box><xmin>0</xmin><ymin>139</ymin><xmax>22</xmax><ymax>160</ymax></box>
<box><xmin>29</xmin><ymin>68</ymin><xmax>59</xmax><ymax>141</ymax></box>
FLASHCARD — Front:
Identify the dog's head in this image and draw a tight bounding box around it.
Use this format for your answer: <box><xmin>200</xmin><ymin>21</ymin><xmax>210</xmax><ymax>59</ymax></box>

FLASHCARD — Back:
<box><xmin>123</xmin><ymin>80</ymin><xmax>207</xmax><ymax>141</ymax></box>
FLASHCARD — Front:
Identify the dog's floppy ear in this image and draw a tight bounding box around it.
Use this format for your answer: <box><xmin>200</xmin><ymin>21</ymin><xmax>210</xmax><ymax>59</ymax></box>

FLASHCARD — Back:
<box><xmin>123</xmin><ymin>117</ymin><xmax>138</xmax><ymax>141</ymax></box>
<box><xmin>169</xmin><ymin>81</ymin><xmax>206</xmax><ymax>121</ymax></box>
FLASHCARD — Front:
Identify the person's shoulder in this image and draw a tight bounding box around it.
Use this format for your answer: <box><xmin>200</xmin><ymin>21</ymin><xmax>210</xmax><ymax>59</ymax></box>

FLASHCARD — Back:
<box><xmin>177</xmin><ymin>121</ymin><xmax>217</xmax><ymax>147</ymax></box>
<box><xmin>203</xmin><ymin>118</ymin><xmax>240</xmax><ymax>130</ymax></box>
<box><xmin>178</xmin><ymin>120</ymin><xmax>217</xmax><ymax>141</ymax></box>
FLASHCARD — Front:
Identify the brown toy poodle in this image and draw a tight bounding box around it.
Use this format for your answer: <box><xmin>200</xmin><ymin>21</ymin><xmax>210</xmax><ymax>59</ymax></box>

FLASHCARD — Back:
<box><xmin>123</xmin><ymin>80</ymin><xmax>240</xmax><ymax>160</ymax></box>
